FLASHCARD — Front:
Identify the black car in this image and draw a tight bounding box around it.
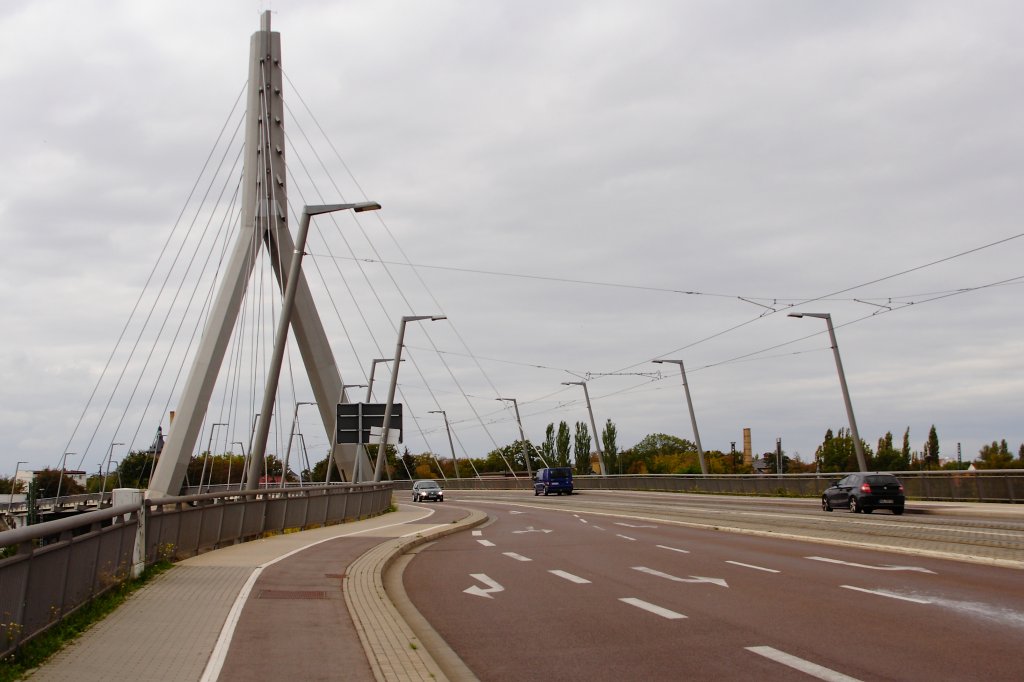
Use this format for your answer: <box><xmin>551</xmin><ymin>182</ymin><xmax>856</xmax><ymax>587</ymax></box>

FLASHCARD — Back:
<box><xmin>822</xmin><ymin>473</ymin><xmax>905</xmax><ymax>515</ymax></box>
<box><xmin>412</xmin><ymin>479</ymin><xmax>444</xmax><ymax>503</ymax></box>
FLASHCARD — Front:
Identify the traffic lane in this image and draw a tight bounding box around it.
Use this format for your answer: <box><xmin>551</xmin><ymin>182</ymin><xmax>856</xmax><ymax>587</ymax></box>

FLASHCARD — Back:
<box><xmin>450</xmin><ymin>492</ymin><xmax>1024</xmax><ymax>565</ymax></box>
<box><xmin>407</xmin><ymin>500</ymin><xmax>1024</xmax><ymax>680</ymax></box>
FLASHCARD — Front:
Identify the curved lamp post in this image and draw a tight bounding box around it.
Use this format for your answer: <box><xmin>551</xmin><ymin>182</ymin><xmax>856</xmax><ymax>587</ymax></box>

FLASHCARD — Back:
<box><xmin>561</xmin><ymin>381</ymin><xmax>606</xmax><ymax>476</ymax></box>
<box><xmin>788</xmin><ymin>312</ymin><xmax>867</xmax><ymax>472</ymax></box>
<box><xmin>652</xmin><ymin>359</ymin><xmax>707</xmax><ymax>475</ymax></box>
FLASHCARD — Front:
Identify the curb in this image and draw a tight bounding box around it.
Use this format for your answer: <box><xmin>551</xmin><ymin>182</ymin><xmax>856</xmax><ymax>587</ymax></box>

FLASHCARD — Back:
<box><xmin>344</xmin><ymin>507</ymin><xmax>488</xmax><ymax>681</ymax></box>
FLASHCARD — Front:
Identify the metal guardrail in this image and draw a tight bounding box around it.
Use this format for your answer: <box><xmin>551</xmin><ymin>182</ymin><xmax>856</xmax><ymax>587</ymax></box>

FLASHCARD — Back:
<box><xmin>397</xmin><ymin>470</ymin><xmax>1024</xmax><ymax>503</ymax></box>
<box><xmin>0</xmin><ymin>482</ymin><xmax>393</xmax><ymax>658</ymax></box>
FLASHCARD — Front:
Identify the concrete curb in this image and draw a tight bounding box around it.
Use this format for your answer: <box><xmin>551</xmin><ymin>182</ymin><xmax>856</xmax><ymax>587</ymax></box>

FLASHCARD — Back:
<box><xmin>344</xmin><ymin>507</ymin><xmax>488</xmax><ymax>682</ymax></box>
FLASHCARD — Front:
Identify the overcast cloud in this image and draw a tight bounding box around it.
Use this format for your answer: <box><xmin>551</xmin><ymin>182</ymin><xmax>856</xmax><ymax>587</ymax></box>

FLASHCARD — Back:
<box><xmin>2</xmin><ymin>0</ymin><xmax>1023</xmax><ymax>477</ymax></box>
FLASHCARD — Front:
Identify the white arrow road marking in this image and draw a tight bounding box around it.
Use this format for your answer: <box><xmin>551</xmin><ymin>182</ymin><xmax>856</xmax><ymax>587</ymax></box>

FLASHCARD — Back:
<box><xmin>746</xmin><ymin>646</ymin><xmax>862</xmax><ymax>682</ymax></box>
<box><xmin>615</xmin><ymin>522</ymin><xmax>658</xmax><ymax>528</ymax></box>
<box><xmin>503</xmin><ymin>552</ymin><xmax>532</xmax><ymax>562</ymax></box>
<box><xmin>549</xmin><ymin>570</ymin><xmax>591</xmax><ymax>584</ymax></box>
<box><xmin>477</xmin><ymin>539</ymin><xmax>496</xmax><ymax>547</ymax></box>
<box><xmin>464</xmin><ymin>574</ymin><xmax>505</xmax><ymax>599</ymax></box>
<box><xmin>512</xmin><ymin>526</ymin><xmax>553</xmax><ymax>534</ymax></box>
<box><xmin>841</xmin><ymin>585</ymin><xmax>932</xmax><ymax>604</ymax></box>
<box><xmin>632</xmin><ymin>566</ymin><xmax>729</xmax><ymax>588</ymax></box>
<box><xmin>806</xmin><ymin>556</ymin><xmax>936</xmax><ymax>574</ymax></box>
<box><xmin>619</xmin><ymin>598</ymin><xmax>687</xmax><ymax>620</ymax></box>
<box><xmin>656</xmin><ymin>545</ymin><xmax>690</xmax><ymax>554</ymax></box>
<box><xmin>726</xmin><ymin>561</ymin><xmax>779</xmax><ymax>573</ymax></box>
<box><xmin>616</xmin><ymin>534</ymin><xmax>637</xmax><ymax>541</ymax></box>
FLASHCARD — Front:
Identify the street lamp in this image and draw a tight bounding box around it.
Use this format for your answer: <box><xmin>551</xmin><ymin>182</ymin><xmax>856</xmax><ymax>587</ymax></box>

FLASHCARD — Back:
<box><xmin>8</xmin><ymin>461</ymin><xmax>26</xmax><ymax>509</ymax></box>
<box><xmin>229</xmin><ymin>441</ymin><xmax>247</xmax><ymax>490</ymax></box>
<box><xmin>54</xmin><ymin>452</ymin><xmax>74</xmax><ymax>506</ymax></box>
<box><xmin>652</xmin><ymin>359</ymin><xmax>707</xmax><ymax>475</ymax></box>
<box><xmin>496</xmin><ymin>397</ymin><xmax>532</xmax><ymax>478</ymax></box>
<box><xmin>429</xmin><ymin>409</ymin><xmax>462</xmax><ymax>479</ymax></box>
<box><xmin>282</xmin><ymin>403</ymin><xmax>316</xmax><ymax>488</ymax></box>
<box><xmin>788</xmin><ymin>312</ymin><xmax>868</xmax><ymax>472</ymax></box>
<box><xmin>372</xmin><ymin>315</ymin><xmax>447</xmax><ymax>482</ymax></box>
<box><xmin>201</xmin><ymin>424</ymin><xmax>228</xmax><ymax>492</ymax></box>
<box><xmin>561</xmin><ymin>381</ymin><xmax>606</xmax><ymax>476</ymax></box>
<box><xmin>100</xmin><ymin>443</ymin><xmax>124</xmax><ymax>500</ymax></box>
<box><xmin>247</xmin><ymin>201</ymin><xmax>381</xmax><ymax>490</ymax></box>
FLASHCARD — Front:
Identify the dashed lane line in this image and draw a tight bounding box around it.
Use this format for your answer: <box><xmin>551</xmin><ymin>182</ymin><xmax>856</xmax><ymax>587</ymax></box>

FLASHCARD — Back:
<box><xmin>840</xmin><ymin>585</ymin><xmax>931</xmax><ymax>604</ymax></box>
<box><xmin>656</xmin><ymin>544</ymin><xmax>690</xmax><ymax>554</ymax></box>
<box><xmin>616</xmin><ymin>534</ymin><xmax>637</xmax><ymax>541</ymax></box>
<box><xmin>503</xmin><ymin>552</ymin><xmax>532</xmax><ymax>562</ymax></box>
<box><xmin>549</xmin><ymin>570</ymin><xmax>591</xmax><ymax>584</ymax></box>
<box><xmin>726</xmin><ymin>560</ymin><xmax>780</xmax><ymax>573</ymax></box>
<box><xmin>619</xmin><ymin>598</ymin><xmax>687</xmax><ymax>620</ymax></box>
<box><xmin>477</xmin><ymin>539</ymin><xmax>496</xmax><ymax>547</ymax></box>
<box><xmin>746</xmin><ymin>646</ymin><xmax>862</xmax><ymax>682</ymax></box>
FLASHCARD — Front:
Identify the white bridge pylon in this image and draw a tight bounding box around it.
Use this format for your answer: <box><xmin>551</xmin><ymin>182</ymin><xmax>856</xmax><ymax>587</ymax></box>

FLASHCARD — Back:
<box><xmin>148</xmin><ymin>12</ymin><xmax>365</xmax><ymax>497</ymax></box>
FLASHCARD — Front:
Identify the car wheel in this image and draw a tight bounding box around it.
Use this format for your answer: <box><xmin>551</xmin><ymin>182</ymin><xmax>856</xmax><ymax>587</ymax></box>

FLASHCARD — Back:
<box><xmin>849</xmin><ymin>497</ymin><xmax>859</xmax><ymax>513</ymax></box>
<box><xmin>534</xmin><ymin>489</ymin><xmax>540</xmax><ymax>496</ymax></box>
<box><xmin>862</xmin><ymin>507</ymin><xmax>873</xmax><ymax>514</ymax></box>
<box><xmin>543</xmin><ymin>489</ymin><xmax>549</xmax><ymax>496</ymax></box>
<box><xmin>412</xmin><ymin>494</ymin><xmax>418</xmax><ymax>502</ymax></box>
<box><xmin>822</xmin><ymin>496</ymin><xmax>833</xmax><ymax>512</ymax></box>
<box><xmin>893</xmin><ymin>506</ymin><xmax>904</xmax><ymax>516</ymax></box>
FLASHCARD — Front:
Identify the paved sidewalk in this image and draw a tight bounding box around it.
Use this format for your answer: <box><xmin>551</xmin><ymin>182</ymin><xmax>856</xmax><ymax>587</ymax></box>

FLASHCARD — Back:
<box><xmin>27</xmin><ymin>502</ymin><xmax>484</xmax><ymax>682</ymax></box>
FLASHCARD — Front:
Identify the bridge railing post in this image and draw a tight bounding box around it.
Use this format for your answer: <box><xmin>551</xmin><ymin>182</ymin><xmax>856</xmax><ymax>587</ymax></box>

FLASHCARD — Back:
<box><xmin>113</xmin><ymin>488</ymin><xmax>145</xmax><ymax>578</ymax></box>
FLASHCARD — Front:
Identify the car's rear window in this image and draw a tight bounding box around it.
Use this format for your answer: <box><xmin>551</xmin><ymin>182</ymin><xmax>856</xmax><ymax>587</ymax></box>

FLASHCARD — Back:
<box><xmin>549</xmin><ymin>468</ymin><xmax>571</xmax><ymax>479</ymax></box>
<box><xmin>865</xmin><ymin>475</ymin><xmax>899</xmax><ymax>485</ymax></box>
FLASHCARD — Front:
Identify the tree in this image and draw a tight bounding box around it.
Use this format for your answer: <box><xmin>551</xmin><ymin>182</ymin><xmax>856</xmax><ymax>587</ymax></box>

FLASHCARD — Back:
<box><xmin>629</xmin><ymin>433</ymin><xmax>699</xmax><ymax>475</ymax></box>
<box><xmin>555</xmin><ymin>421</ymin><xmax>571</xmax><ymax>467</ymax></box>
<box><xmin>0</xmin><ymin>477</ymin><xmax>24</xmax><ymax>495</ymax></box>
<box><xmin>977</xmin><ymin>440</ymin><xmax>1013</xmax><ymax>469</ymax></box>
<box><xmin>542</xmin><ymin>424</ymin><xmax>555</xmax><ymax>468</ymax></box>
<box><xmin>601</xmin><ymin>419</ymin><xmax>618</xmax><ymax>474</ymax></box>
<box><xmin>32</xmin><ymin>468</ymin><xmax>85</xmax><ymax>498</ymax></box>
<box><xmin>573</xmin><ymin>422</ymin><xmax>592</xmax><ymax>475</ymax></box>
<box><xmin>815</xmin><ymin>428</ymin><xmax>872</xmax><ymax>473</ymax></box>
<box><xmin>873</xmin><ymin>431</ymin><xmax>907</xmax><ymax>471</ymax></box>
<box><xmin>923</xmin><ymin>425</ymin><xmax>940</xmax><ymax>470</ymax></box>
<box><xmin>901</xmin><ymin>428</ymin><xmax>911</xmax><ymax>465</ymax></box>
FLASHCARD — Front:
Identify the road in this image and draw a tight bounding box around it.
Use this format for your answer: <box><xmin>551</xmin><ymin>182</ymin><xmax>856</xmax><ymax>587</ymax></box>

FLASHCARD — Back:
<box><xmin>401</xmin><ymin>490</ymin><xmax>1024</xmax><ymax>681</ymax></box>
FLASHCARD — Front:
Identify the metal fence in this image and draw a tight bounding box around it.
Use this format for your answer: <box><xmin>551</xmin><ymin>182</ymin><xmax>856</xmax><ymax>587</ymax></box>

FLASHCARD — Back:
<box><xmin>397</xmin><ymin>470</ymin><xmax>1024</xmax><ymax>502</ymax></box>
<box><xmin>0</xmin><ymin>482</ymin><xmax>392</xmax><ymax>658</ymax></box>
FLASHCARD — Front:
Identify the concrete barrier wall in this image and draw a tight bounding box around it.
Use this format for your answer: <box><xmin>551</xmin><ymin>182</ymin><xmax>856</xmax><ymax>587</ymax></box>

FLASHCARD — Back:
<box><xmin>0</xmin><ymin>482</ymin><xmax>393</xmax><ymax>658</ymax></box>
<box><xmin>397</xmin><ymin>471</ymin><xmax>1023</xmax><ymax>502</ymax></box>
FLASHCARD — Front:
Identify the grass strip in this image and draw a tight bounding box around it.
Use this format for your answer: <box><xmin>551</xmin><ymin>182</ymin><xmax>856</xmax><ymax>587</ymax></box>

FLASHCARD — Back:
<box><xmin>0</xmin><ymin>560</ymin><xmax>173</xmax><ymax>682</ymax></box>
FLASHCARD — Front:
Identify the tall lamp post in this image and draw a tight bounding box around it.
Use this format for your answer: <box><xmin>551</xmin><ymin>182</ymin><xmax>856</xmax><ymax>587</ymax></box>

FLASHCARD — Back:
<box><xmin>652</xmin><ymin>359</ymin><xmax>708</xmax><ymax>475</ymax></box>
<box><xmin>788</xmin><ymin>312</ymin><xmax>868</xmax><ymax>472</ymax></box>
<box><xmin>429</xmin><ymin>409</ymin><xmax>462</xmax><ymax>479</ymax></box>
<box><xmin>282</xmin><ymin>403</ymin><xmax>316</xmax><ymax>488</ymax></box>
<box><xmin>561</xmin><ymin>381</ymin><xmax>606</xmax><ymax>476</ymax></box>
<box><xmin>9</xmin><ymin>461</ymin><xmax>26</xmax><ymax>509</ymax></box>
<box><xmin>246</xmin><ymin>201</ymin><xmax>381</xmax><ymax>490</ymax></box>
<box><xmin>100</xmin><ymin>442</ymin><xmax>124</xmax><ymax>500</ymax></box>
<box><xmin>54</xmin><ymin>452</ymin><xmax>74</xmax><ymax>506</ymax></box>
<box><xmin>372</xmin><ymin>315</ymin><xmax>447</xmax><ymax>482</ymax></box>
<box><xmin>200</xmin><ymin>424</ymin><xmax>228</xmax><ymax>492</ymax></box>
<box><xmin>496</xmin><ymin>397</ymin><xmax>532</xmax><ymax>478</ymax></box>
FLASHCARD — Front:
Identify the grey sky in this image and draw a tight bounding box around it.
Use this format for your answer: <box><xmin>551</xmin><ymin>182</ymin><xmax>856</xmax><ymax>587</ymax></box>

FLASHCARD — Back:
<box><xmin>2</xmin><ymin>0</ymin><xmax>1022</xmax><ymax>477</ymax></box>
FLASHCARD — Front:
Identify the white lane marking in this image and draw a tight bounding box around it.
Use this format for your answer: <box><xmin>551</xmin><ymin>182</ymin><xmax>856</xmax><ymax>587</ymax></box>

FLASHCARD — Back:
<box><xmin>656</xmin><ymin>545</ymin><xmax>690</xmax><ymax>554</ymax></box>
<box><xmin>592</xmin><ymin>525</ymin><xmax>605</xmax><ymax>530</ymax></box>
<box><xmin>472</xmin><ymin>530</ymin><xmax>482</xmax><ymax>536</ymax></box>
<box><xmin>840</xmin><ymin>585</ymin><xmax>931</xmax><ymax>604</ymax></box>
<box><xmin>464</xmin><ymin>573</ymin><xmax>505</xmax><ymax>599</ymax></box>
<box><xmin>509</xmin><ymin>510</ymin><xmax>525</xmax><ymax>514</ymax></box>
<box><xmin>807</xmin><ymin>556</ymin><xmax>935</xmax><ymax>574</ymax></box>
<box><xmin>616</xmin><ymin>534</ymin><xmax>637</xmax><ymax>541</ymax></box>
<box><xmin>477</xmin><ymin>539</ymin><xmax>496</xmax><ymax>547</ymax></box>
<box><xmin>726</xmin><ymin>560</ymin><xmax>779</xmax><ymax>573</ymax></box>
<box><xmin>549</xmin><ymin>570</ymin><xmax>591</xmax><ymax>584</ymax></box>
<box><xmin>503</xmin><ymin>552</ymin><xmax>532</xmax><ymax>562</ymax></box>
<box><xmin>578</xmin><ymin>518</ymin><xmax>589</xmax><ymax>524</ymax></box>
<box><xmin>619</xmin><ymin>598</ymin><xmax>687</xmax><ymax>619</ymax></box>
<box><xmin>746</xmin><ymin>646</ymin><xmax>862</xmax><ymax>682</ymax></box>
<box><xmin>201</xmin><ymin>509</ymin><xmax>438</xmax><ymax>682</ymax></box>
<box><xmin>512</xmin><ymin>526</ymin><xmax>552</xmax><ymax>534</ymax></box>
<box><xmin>632</xmin><ymin>567</ymin><xmax>728</xmax><ymax>588</ymax></box>
<box><xmin>615</xmin><ymin>522</ymin><xmax>658</xmax><ymax>528</ymax></box>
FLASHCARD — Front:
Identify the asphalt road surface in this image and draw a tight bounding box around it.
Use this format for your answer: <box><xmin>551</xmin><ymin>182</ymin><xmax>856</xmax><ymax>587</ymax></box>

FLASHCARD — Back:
<box><xmin>402</xmin><ymin>491</ymin><xmax>1024</xmax><ymax>681</ymax></box>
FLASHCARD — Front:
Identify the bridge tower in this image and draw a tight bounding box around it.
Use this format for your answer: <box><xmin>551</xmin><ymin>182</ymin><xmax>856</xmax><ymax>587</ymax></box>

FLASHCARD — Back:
<box><xmin>148</xmin><ymin>12</ymin><xmax>360</xmax><ymax>497</ymax></box>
